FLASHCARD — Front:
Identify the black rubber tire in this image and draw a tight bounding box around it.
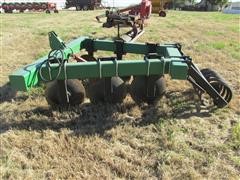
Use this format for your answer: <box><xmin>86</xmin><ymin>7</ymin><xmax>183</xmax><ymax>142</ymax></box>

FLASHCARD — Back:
<box><xmin>159</xmin><ymin>11</ymin><xmax>166</xmax><ymax>17</ymax></box>
<box><xmin>83</xmin><ymin>5</ymin><xmax>88</xmax><ymax>11</ymax></box>
<box><xmin>41</xmin><ymin>3</ymin><xmax>47</xmax><ymax>10</ymax></box>
<box><xmin>89</xmin><ymin>5</ymin><xmax>94</xmax><ymax>10</ymax></box>
<box><xmin>87</xmin><ymin>77</ymin><xmax>127</xmax><ymax>104</ymax></box>
<box><xmin>46</xmin><ymin>9</ymin><xmax>50</xmax><ymax>14</ymax></box>
<box><xmin>15</xmin><ymin>3</ymin><xmax>20</xmax><ymax>10</ymax></box>
<box><xmin>27</xmin><ymin>3</ymin><xmax>32</xmax><ymax>10</ymax></box>
<box><xmin>76</xmin><ymin>6</ymin><xmax>81</xmax><ymax>11</ymax></box>
<box><xmin>130</xmin><ymin>75</ymin><xmax>166</xmax><ymax>104</ymax></box>
<box><xmin>54</xmin><ymin>9</ymin><xmax>59</xmax><ymax>13</ymax></box>
<box><xmin>45</xmin><ymin>79</ymin><xmax>85</xmax><ymax>107</ymax></box>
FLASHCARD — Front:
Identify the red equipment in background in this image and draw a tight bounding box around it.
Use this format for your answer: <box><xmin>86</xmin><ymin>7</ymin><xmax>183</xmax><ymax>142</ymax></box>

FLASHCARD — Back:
<box><xmin>96</xmin><ymin>0</ymin><xmax>152</xmax><ymax>42</ymax></box>
<box><xmin>128</xmin><ymin>0</ymin><xmax>152</xmax><ymax>19</ymax></box>
<box><xmin>2</xmin><ymin>2</ymin><xmax>58</xmax><ymax>13</ymax></box>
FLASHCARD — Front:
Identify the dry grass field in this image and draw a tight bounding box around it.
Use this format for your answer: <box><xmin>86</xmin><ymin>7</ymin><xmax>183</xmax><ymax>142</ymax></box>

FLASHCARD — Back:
<box><xmin>0</xmin><ymin>10</ymin><xmax>240</xmax><ymax>179</ymax></box>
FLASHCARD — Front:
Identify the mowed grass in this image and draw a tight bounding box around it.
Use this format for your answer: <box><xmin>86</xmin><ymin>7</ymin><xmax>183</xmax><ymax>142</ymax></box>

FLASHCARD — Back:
<box><xmin>0</xmin><ymin>10</ymin><xmax>240</xmax><ymax>179</ymax></box>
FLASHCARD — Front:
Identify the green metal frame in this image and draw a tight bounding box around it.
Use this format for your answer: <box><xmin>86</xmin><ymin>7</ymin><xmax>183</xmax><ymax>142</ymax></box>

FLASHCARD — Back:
<box><xmin>9</xmin><ymin>31</ymin><xmax>189</xmax><ymax>91</ymax></box>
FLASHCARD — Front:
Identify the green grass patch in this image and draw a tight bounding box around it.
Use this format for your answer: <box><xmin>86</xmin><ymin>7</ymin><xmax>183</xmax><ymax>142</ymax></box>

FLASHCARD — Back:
<box><xmin>230</xmin><ymin>51</ymin><xmax>240</xmax><ymax>60</ymax></box>
<box><xmin>196</xmin><ymin>43</ymin><xmax>209</xmax><ymax>51</ymax></box>
<box><xmin>36</xmin><ymin>51</ymin><xmax>48</xmax><ymax>59</ymax></box>
<box><xmin>205</xmin><ymin>31</ymin><xmax>223</xmax><ymax>36</ymax></box>
<box><xmin>28</xmin><ymin>86</ymin><xmax>45</xmax><ymax>97</ymax></box>
<box><xmin>228</xmin><ymin>41</ymin><xmax>240</xmax><ymax>60</ymax></box>
<box><xmin>211</xmin><ymin>13</ymin><xmax>238</xmax><ymax>22</ymax></box>
<box><xmin>228</xmin><ymin>26</ymin><xmax>240</xmax><ymax>33</ymax></box>
<box><xmin>198</xmin><ymin>41</ymin><xmax>228</xmax><ymax>51</ymax></box>
<box><xmin>166</xmin><ymin>23</ymin><xmax>177</xmax><ymax>28</ymax></box>
<box><xmin>230</xmin><ymin>155</ymin><xmax>240</xmax><ymax>167</ymax></box>
<box><xmin>232</xmin><ymin>123</ymin><xmax>240</xmax><ymax>148</ymax></box>
<box><xmin>211</xmin><ymin>41</ymin><xmax>226</xmax><ymax>50</ymax></box>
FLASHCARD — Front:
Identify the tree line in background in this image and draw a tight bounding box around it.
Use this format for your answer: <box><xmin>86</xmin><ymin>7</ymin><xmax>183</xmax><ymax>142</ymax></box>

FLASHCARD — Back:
<box><xmin>173</xmin><ymin>0</ymin><xmax>228</xmax><ymax>10</ymax></box>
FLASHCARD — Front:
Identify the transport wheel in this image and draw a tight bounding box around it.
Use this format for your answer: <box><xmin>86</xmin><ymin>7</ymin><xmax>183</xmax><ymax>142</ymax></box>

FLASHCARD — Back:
<box><xmin>41</xmin><ymin>3</ymin><xmax>47</xmax><ymax>10</ymax></box>
<box><xmin>33</xmin><ymin>3</ymin><xmax>40</xmax><ymax>10</ymax></box>
<box><xmin>46</xmin><ymin>9</ymin><xmax>50</xmax><ymax>14</ymax></box>
<box><xmin>87</xmin><ymin>77</ymin><xmax>127</xmax><ymax>104</ymax></box>
<box><xmin>27</xmin><ymin>3</ymin><xmax>32</xmax><ymax>10</ymax></box>
<box><xmin>200</xmin><ymin>68</ymin><xmax>232</xmax><ymax>107</ymax></box>
<box><xmin>15</xmin><ymin>3</ymin><xmax>20</xmax><ymax>10</ymax></box>
<box><xmin>159</xmin><ymin>11</ymin><xmax>166</xmax><ymax>17</ymax></box>
<box><xmin>54</xmin><ymin>9</ymin><xmax>59</xmax><ymax>13</ymax></box>
<box><xmin>45</xmin><ymin>79</ymin><xmax>85</xmax><ymax>107</ymax></box>
<box><xmin>83</xmin><ymin>5</ymin><xmax>88</xmax><ymax>10</ymax></box>
<box><xmin>130</xmin><ymin>75</ymin><xmax>166</xmax><ymax>104</ymax></box>
<box><xmin>76</xmin><ymin>5</ymin><xmax>81</xmax><ymax>11</ymax></box>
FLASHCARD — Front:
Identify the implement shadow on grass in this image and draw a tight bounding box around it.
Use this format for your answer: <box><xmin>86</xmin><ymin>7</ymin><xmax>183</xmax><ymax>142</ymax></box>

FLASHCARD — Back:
<box><xmin>134</xmin><ymin>90</ymin><xmax>214</xmax><ymax>126</ymax></box>
<box><xmin>0</xmin><ymin>83</ymin><xmax>17</xmax><ymax>103</ymax></box>
<box><xmin>0</xmin><ymin>102</ymin><xmax>135</xmax><ymax>136</ymax></box>
<box><xmin>0</xmin><ymin>90</ymin><xmax>215</xmax><ymax>135</ymax></box>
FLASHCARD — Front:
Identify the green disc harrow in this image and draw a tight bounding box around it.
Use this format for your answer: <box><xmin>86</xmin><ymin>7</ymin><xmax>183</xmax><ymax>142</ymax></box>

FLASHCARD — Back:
<box><xmin>9</xmin><ymin>31</ymin><xmax>232</xmax><ymax>108</ymax></box>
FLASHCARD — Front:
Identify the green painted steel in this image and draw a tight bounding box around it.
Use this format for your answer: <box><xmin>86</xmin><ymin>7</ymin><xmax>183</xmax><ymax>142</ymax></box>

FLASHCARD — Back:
<box><xmin>9</xmin><ymin>32</ymin><xmax>189</xmax><ymax>91</ymax></box>
<box><xmin>9</xmin><ymin>56</ymin><xmax>46</xmax><ymax>91</ymax></box>
<box><xmin>83</xmin><ymin>38</ymin><xmax>179</xmax><ymax>56</ymax></box>
<box><xmin>9</xmin><ymin>33</ymin><xmax>87</xmax><ymax>91</ymax></box>
<box><xmin>49</xmin><ymin>31</ymin><xmax>66</xmax><ymax>50</ymax></box>
<box><xmin>30</xmin><ymin>58</ymin><xmax>188</xmax><ymax>82</ymax></box>
<box><xmin>170</xmin><ymin>61</ymin><xmax>189</xmax><ymax>79</ymax></box>
<box><xmin>166</xmin><ymin>47</ymin><xmax>182</xmax><ymax>57</ymax></box>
